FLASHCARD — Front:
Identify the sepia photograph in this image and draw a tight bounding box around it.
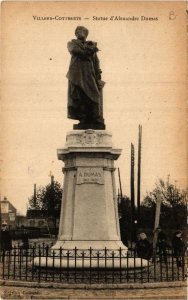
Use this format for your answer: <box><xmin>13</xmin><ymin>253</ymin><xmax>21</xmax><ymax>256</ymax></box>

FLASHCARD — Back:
<box><xmin>0</xmin><ymin>1</ymin><xmax>187</xmax><ymax>299</ymax></box>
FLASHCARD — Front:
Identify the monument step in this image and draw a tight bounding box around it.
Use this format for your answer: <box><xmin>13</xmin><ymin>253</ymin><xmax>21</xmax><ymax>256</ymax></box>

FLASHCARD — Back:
<box><xmin>33</xmin><ymin>257</ymin><xmax>149</xmax><ymax>269</ymax></box>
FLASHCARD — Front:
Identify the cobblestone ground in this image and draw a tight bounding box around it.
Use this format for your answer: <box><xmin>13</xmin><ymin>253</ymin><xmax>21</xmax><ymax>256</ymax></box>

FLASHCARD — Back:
<box><xmin>0</xmin><ymin>285</ymin><xmax>187</xmax><ymax>299</ymax></box>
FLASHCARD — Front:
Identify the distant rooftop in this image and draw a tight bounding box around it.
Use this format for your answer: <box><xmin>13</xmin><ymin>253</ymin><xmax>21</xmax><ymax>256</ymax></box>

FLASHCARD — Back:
<box><xmin>0</xmin><ymin>198</ymin><xmax>17</xmax><ymax>212</ymax></box>
<box><xmin>27</xmin><ymin>209</ymin><xmax>48</xmax><ymax>219</ymax></box>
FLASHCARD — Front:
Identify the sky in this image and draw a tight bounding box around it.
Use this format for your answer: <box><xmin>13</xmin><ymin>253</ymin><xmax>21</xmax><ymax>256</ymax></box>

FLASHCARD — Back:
<box><xmin>1</xmin><ymin>1</ymin><xmax>187</xmax><ymax>214</ymax></box>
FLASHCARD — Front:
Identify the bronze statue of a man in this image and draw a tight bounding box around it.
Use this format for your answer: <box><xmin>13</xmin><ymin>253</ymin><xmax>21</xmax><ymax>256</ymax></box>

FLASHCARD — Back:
<box><xmin>66</xmin><ymin>26</ymin><xmax>105</xmax><ymax>129</ymax></box>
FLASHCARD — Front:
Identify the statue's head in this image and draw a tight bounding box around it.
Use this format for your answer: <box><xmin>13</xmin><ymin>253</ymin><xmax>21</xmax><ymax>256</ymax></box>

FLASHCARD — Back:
<box><xmin>139</xmin><ymin>232</ymin><xmax>147</xmax><ymax>240</ymax></box>
<box><xmin>75</xmin><ymin>26</ymin><xmax>89</xmax><ymax>40</ymax></box>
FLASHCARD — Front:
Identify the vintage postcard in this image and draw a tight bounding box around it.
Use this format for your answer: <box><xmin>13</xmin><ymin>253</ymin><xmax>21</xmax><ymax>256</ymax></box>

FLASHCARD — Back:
<box><xmin>0</xmin><ymin>1</ymin><xmax>187</xmax><ymax>299</ymax></box>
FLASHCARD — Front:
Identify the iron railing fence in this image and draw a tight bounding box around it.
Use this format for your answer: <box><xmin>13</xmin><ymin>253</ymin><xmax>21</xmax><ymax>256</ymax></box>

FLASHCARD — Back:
<box><xmin>0</xmin><ymin>246</ymin><xmax>186</xmax><ymax>284</ymax></box>
<box><xmin>12</xmin><ymin>242</ymin><xmax>55</xmax><ymax>254</ymax></box>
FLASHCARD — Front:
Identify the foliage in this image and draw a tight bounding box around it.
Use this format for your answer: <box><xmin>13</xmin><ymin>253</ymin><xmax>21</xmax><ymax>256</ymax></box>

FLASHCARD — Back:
<box><xmin>28</xmin><ymin>180</ymin><xmax>62</xmax><ymax>228</ymax></box>
<box><xmin>142</xmin><ymin>176</ymin><xmax>187</xmax><ymax>229</ymax></box>
<box><xmin>143</xmin><ymin>178</ymin><xmax>186</xmax><ymax>207</ymax></box>
<box><xmin>118</xmin><ymin>196</ymin><xmax>132</xmax><ymax>244</ymax></box>
<box><xmin>118</xmin><ymin>177</ymin><xmax>187</xmax><ymax>243</ymax></box>
<box><xmin>118</xmin><ymin>195</ymin><xmax>131</xmax><ymax>220</ymax></box>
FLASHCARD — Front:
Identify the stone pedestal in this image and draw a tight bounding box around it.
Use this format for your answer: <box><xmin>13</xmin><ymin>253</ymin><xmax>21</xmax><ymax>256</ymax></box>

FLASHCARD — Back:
<box><xmin>52</xmin><ymin>129</ymin><xmax>127</xmax><ymax>252</ymax></box>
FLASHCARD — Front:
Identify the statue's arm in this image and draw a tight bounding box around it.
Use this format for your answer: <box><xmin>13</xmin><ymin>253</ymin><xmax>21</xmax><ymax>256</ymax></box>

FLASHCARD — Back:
<box><xmin>93</xmin><ymin>53</ymin><xmax>105</xmax><ymax>89</ymax></box>
<box><xmin>67</xmin><ymin>41</ymin><xmax>88</xmax><ymax>58</ymax></box>
<box><xmin>94</xmin><ymin>53</ymin><xmax>102</xmax><ymax>80</ymax></box>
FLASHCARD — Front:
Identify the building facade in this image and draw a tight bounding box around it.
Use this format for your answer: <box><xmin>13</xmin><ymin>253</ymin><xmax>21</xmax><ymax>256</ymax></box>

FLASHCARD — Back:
<box><xmin>0</xmin><ymin>197</ymin><xmax>17</xmax><ymax>228</ymax></box>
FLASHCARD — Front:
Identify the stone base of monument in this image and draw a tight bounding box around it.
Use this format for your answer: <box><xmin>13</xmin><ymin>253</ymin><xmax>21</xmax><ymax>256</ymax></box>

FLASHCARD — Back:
<box><xmin>51</xmin><ymin>240</ymin><xmax>127</xmax><ymax>254</ymax></box>
<box><xmin>33</xmin><ymin>256</ymin><xmax>149</xmax><ymax>269</ymax></box>
<box><xmin>43</xmin><ymin>129</ymin><xmax>144</xmax><ymax>270</ymax></box>
<box><xmin>33</xmin><ymin>129</ymin><xmax>151</xmax><ymax>270</ymax></box>
<box><xmin>55</xmin><ymin>129</ymin><xmax>125</xmax><ymax>251</ymax></box>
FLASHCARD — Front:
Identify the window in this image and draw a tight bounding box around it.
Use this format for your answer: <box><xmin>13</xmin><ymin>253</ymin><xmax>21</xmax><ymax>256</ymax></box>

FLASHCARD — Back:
<box><xmin>29</xmin><ymin>220</ymin><xmax>35</xmax><ymax>226</ymax></box>
<box><xmin>38</xmin><ymin>220</ymin><xmax>44</xmax><ymax>226</ymax></box>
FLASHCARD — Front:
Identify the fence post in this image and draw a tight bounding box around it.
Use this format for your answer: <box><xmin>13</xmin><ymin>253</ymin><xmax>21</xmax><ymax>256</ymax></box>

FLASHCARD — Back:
<box><xmin>82</xmin><ymin>251</ymin><xmax>85</xmax><ymax>283</ymax></box>
<box><xmin>45</xmin><ymin>245</ymin><xmax>48</xmax><ymax>281</ymax></box>
<box><xmin>52</xmin><ymin>250</ymin><xmax>55</xmax><ymax>282</ymax></box>
<box><xmin>31</xmin><ymin>246</ymin><xmax>35</xmax><ymax>281</ymax></box>
<box><xmin>59</xmin><ymin>247</ymin><xmax>62</xmax><ymax>282</ymax></box>
<box><xmin>67</xmin><ymin>249</ymin><xmax>69</xmax><ymax>283</ymax></box>
<box><xmin>119</xmin><ymin>248</ymin><xmax>122</xmax><ymax>283</ymax></box>
<box><xmin>171</xmin><ymin>249</ymin><xmax>174</xmax><ymax>281</ymax></box>
<box><xmin>13</xmin><ymin>246</ymin><xmax>16</xmax><ymax>280</ymax></box>
<box><xmin>89</xmin><ymin>247</ymin><xmax>92</xmax><ymax>284</ymax></box>
<box><xmin>97</xmin><ymin>250</ymin><xmax>100</xmax><ymax>283</ymax></box>
<box><xmin>2</xmin><ymin>250</ymin><xmax>5</xmax><ymax>279</ymax></box>
<box><xmin>7</xmin><ymin>250</ymin><xmax>11</xmax><ymax>279</ymax></box>
<box><xmin>25</xmin><ymin>248</ymin><xmax>28</xmax><ymax>281</ymax></box>
<box><xmin>104</xmin><ymin>247</ymin><xmax>107</xmax><ymax>283</ymax></box>
<box><xmin>147</xmin><ymin>258</ymin><xmax>150</xmax><ymax>282</ymax></box>
<box><xmin>74</xmin><ymin>247</ymin><xmax>77</xmax><ymax>283</ymax></box>
<box><xmin>182</xmin><ymin>255</ymin><xmax>185</xmax><ymax>280</ymax></box>
<box><xmin>38</xmin><ymin>245</ymin><xmax>41</xmax><ymax>283</ymax></box>
<box><xmin>126</xmin><ymin>250</ymin><xmax>129</xmax><ymax>282</ymax></box>
<box><xmin>19</xmin><ymin>247</ymin><xmax>22</xmax><ymax>280</ymax></box>
<box><xmin>140</xmin><ymin>257</ymin><xmax>143</xmax><ymax>283</ymax></box>
<box><xmin>166</xmin><ymin>250</ymin><xmax>169</xmax><ymax>281</ymax></box>
<box><xmin>133</xmin><ymin>250</ymin><xmax>136</xmax><ymax>282</ymax></box>
<box><xmin>42</xmin><ymin>242</ymin><xmax>45</xmax><ymax>256</ymax></box>
<box><xmin>112</xmin><ymin>250</ymin><xmax>115</xmax><ymax>283</ymax></box>
<box><xmin>159</xmin><ymin>255</ymin><xmax>163</xmax><ymax>282</ymax></box>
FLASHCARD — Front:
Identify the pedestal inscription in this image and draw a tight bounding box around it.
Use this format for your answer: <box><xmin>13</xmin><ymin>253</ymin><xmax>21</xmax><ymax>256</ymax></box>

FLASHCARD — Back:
<box><xmin>77</xmin><ymin>167</ymin><xmax>104</xmax><ymax>185</ymax></box>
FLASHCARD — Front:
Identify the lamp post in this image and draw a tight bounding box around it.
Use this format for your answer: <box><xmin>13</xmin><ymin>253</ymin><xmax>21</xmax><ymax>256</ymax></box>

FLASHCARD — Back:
<box><xmin>134</xmin><ymin>219</ymin><xmax>138</xmax><ymax>242</ymax></box>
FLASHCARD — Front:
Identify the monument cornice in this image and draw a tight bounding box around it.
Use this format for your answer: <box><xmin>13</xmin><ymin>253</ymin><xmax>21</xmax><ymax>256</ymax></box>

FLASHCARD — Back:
<box><xmin>57</xmin><ymin>148</ymin><xmax>121</xmax><ymax>161</ymax></box>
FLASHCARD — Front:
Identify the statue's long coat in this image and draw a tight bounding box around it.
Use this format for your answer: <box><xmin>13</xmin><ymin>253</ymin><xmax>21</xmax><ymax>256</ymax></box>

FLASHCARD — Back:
<box><xmin>66</xmin><ymin>39</ymin><xmax>101</xmax><ymax>120</ymax></box>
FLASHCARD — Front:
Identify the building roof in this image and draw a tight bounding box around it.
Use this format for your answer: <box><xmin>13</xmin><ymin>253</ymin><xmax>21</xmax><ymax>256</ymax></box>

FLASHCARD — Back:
<box><xmin>26</xmin><ymin>209</ymin><xmax>48</xmax><ymax>219</ymax></box>
<box><xmin>0</xmin><ymin>199</ymin><xmax>17</xmax><ymax>213</ymax></box>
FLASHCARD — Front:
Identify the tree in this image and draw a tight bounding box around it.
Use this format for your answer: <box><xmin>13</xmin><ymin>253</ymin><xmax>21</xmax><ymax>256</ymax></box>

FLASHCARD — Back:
<box><xmin>118</xmin><ymin>196</ymin><xmax>132</xmax><ymax>244</ymax></box>
<box><xmin>142</xmin><ymin>177</ymin><xmax>187</xmax><ymax>230</ymax></box>
<box><xmin>139</xmin><ymin>196</ymin><xmax>156</xmax><ymax>229</ymax></box>
<box><xmin>28</xmin><ymin>181</ymin><xmax>63</xmax><ymax>229</ymax></box>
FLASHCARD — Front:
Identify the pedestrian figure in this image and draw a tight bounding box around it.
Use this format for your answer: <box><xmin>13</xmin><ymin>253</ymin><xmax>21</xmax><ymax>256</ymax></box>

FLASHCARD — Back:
<box><xmin>1</xmin><ymin>221</ymin><xmax>12</xmax><ymax>251</ymax></box>
<box><xmin>172</xmin><ymin>230</ymin><xmax>185</xmax><ymax>268</ymax></box>
<box><xmin>1</xmin><ymin>221</ymin><xmax>12</xmax><ymax>262</ymax></box>
<box><xmin>21</xmin><ymin>226</ymin><xmax>29</xmax><ymax>251</ymax></box>
<box><xmin>135</xmin><ymin>232</ymin><xmax>153</xmax><ymax>260</ymax></box>
<box><xmin>119</xmin><ymin>217</ymin><xmax>129</xmax><ymax>247</ymax></box>
<box><xmin>156</xmin><ymin>227</ymin><xmax>168</xmax><ymax>263</ymax></box>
